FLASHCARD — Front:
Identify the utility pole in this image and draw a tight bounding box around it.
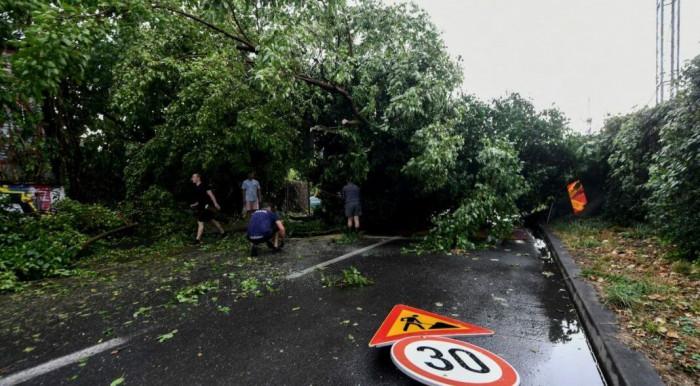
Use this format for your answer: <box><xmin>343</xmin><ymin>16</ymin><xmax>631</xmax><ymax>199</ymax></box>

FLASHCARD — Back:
<box><xmin>656</xmin><ymin>0</ymin><xmax>681</xmax><ymax>103</ymax></box>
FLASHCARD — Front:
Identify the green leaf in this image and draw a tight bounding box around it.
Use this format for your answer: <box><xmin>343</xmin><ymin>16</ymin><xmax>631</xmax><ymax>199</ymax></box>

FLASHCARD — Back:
<box><xmin>156</xmin><ymin>329</ymin><xmax>178</xmax><ymax>343</ymax></box>
<box><xmin>110</xmin><ymin>376</ymin><xmax>125</xmax><ymax>386</ymax></box>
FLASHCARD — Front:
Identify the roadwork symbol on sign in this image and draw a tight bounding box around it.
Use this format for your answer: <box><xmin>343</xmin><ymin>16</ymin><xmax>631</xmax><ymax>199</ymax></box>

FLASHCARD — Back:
<box><xmin>368</xmin><ymin>304</ymin><xmax>494</xmax><ymax>347</ymax></box>
<box><xmin>391</xmin><ymin>336</ymin><xmax>520</xmax><ymax>386</ymax></box>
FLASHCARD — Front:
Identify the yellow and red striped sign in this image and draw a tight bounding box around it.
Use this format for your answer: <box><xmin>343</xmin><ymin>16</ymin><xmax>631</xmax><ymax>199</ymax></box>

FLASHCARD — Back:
<box><xmin>567</xmin><ymin>180</ymin><xmax>588</xmax><ymax>215</ymax></box>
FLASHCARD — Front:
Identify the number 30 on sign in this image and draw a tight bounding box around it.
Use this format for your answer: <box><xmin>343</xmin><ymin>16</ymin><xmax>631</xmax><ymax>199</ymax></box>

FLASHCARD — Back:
<box><xmin>391</xmin><ymin>336</ymin><xmax>519</xmax><ymax>386</ymax></box>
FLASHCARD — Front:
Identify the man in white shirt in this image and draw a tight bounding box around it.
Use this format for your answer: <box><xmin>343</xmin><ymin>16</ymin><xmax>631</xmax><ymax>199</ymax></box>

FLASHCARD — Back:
<box><xmin>241</xmin><ymin>172</ymin><xmax>261</xmax><ymax>217</ymax></box>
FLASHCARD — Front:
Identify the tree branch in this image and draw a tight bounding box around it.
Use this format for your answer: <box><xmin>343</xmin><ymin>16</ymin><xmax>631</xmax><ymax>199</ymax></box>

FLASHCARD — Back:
<box><xmin>226</xmin><ymin>0</ymin><xmax>252</xmax><ymax>44</ymax></box>
<box><xmin>79</xmin><ymin>223</ymin><xmax>138</xmax><ymax>254</ymax></box>
<box><xmin>345</xmin><ymin>21</ymin><xmax>354</xmax><ymax>57</ymax></box>
<box><xmin>294</xmin><ymin>74</ymin><xmax>369</xmax><ymax>126</ymax></box>
<box><xmin>152</xmin><ymin>3</ymin><xmax>256</xmax><ymax>53</ymax></box>
<box><xmin>152</xmin><ymin>4</ymin><xmax>369</xmax><ymax>127</ymax></box>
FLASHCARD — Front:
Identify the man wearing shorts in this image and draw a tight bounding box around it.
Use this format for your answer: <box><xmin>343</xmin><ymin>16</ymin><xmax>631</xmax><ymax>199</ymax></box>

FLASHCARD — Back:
<box><xmin>341</xmin><ymin>180</ymin><xmax>361</xmax><ymax>231</ymax></box>
<box><xmin>241</xmin><ymin>172</ymin><xmax>261</xmax><ymax>216</ymax></box>
<box><xmin>246</xmin><ymin>203</ymin><xmax>286</xmax><ymax>256</ymax></box>
<box><xmin>190</xmin><ymin>173</ymin><xmax>225</xmax><ymax>243</ymax></box>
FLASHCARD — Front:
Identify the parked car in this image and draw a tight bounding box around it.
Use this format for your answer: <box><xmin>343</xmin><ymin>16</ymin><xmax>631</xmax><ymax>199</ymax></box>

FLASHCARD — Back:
<box><xmin>309</xmin><ymin>195</ymin><xmax>321</xmax><ymax>210</ymax></box>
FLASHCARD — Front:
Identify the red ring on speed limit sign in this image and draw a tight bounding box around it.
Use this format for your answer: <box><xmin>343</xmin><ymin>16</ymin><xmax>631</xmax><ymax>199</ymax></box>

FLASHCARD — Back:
<box><xmin>391</xmin><ymin>336</ymin><xmax>519</xmax><ymax>386</ymax></box>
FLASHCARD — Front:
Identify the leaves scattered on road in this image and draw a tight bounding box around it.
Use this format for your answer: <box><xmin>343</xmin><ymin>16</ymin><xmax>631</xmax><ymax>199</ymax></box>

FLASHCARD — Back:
<box><xmin>157</xmin><ymin>329</ymin><xmax>178</xmax><ymax>343</ymax></box>
<box><xmin>320</xmin><ymin>266</ymin><xmax>373</xmax><ymax>288</ymax></box>
<box><xmin>110</xmin><ymin>376</ymin><xmax>125</xmax><ymax>386</ymax></box>
<box><xmin>217</xmin><ymin>305</ymin><xmax>231</xmax><ymax>315</ymax></box>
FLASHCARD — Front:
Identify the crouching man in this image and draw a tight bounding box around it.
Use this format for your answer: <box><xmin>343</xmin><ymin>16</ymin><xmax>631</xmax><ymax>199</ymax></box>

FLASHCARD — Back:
<box><xmin>246</xmin><ymin>203</ymin><xmax>285</xmax><ymax>256</ymax></box>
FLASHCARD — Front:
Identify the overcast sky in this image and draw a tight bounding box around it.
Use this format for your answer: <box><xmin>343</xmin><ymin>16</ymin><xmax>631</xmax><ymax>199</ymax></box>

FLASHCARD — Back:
<box><xmin>388</xmin><ymin>0</ymin><xmax>700</xmax><ymax>132</ymax></box>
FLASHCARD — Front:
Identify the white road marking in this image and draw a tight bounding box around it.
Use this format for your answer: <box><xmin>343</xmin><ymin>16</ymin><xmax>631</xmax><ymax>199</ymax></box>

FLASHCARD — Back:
<box><xmin>359</xmin><ymin>235</ymin><xmax>410</xmax><ymax>240</ymax></box>
<box><xmin>0</xmin><ymin>337</ymin><xmax>129</xmax><ymax>386</ymax></box>
<box><xmin>285</xmin><ymin>237</ymin><xmax>400</xmax><ymax>279</ymax></box>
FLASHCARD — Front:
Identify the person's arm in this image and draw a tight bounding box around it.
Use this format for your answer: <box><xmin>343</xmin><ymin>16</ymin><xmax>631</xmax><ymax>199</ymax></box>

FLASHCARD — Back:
<box><xmin>207</xmin><ymin>190</ymin><xmax>221</xmax><ymax>210</ymax></box>
<box><xmin>275</xmin><ymin>220</ymin><xmax>286</xmax><ymax>238</ymax></box>
<box><xmin>256</xmin><ymin>181</ymin><xmax>261</xmax><ymax>202</ymax></box>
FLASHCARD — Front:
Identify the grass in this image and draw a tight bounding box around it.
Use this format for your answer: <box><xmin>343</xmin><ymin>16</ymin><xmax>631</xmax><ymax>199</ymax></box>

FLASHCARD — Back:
<box><xmin>604</xmin><ymin>276</ymin><xmax>655</xmax><ymax>308</ymax></box>
<box><xmin>579</xmin><ymin>237</ymin><xmax>602</xmax><ymax>249</ymax></box>
<box><xmin>553</xmin><ymin>218</ymin><xmax>700</xmax><ymax>384</ymax></box>
<box><xmin>582</xmin><ymin>268</ymin><xmax>660</xmax><ymax>308</ymax></box>
<box><xmin>670</xmin><ymin>260</ymin><xmax>700</xmax><ymax>281</ymax></box>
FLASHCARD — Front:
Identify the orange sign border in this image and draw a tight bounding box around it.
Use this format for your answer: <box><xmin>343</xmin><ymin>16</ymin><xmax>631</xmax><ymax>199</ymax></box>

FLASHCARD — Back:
<box><xmin>368</xmin><ymin>304</ymin><xmax>494</xmax><ymax>347</ymax></box>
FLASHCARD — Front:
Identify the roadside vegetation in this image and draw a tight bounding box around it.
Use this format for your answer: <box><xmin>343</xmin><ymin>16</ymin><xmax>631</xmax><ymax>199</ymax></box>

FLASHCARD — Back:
<box><xmin>0</xmin><ymin>1</ymin><xmax>698</xmax><ymax>384</ymax></box>
<box><xmin>553</xmin><ymin>219</ymin><xmax>699</xmax><ymax>385</ymax></box>
<box><xmin>1</xmin><ymin>0</ymin><xmax>589</xmax><ymax>293</ymax></box>
<box><xmin>572</xmin><ymin>54</ymin><xmax>700</xmax><ymax>262</ymax></box>
<box><xmin>549</xmin><ymin>53</ymin><xmax>700</xmax><ymax>385</ymax></box>
<box><xmin>1</xmin><ymin>0</ymin><xmax>699</xmax><ymax>363</ymax></box>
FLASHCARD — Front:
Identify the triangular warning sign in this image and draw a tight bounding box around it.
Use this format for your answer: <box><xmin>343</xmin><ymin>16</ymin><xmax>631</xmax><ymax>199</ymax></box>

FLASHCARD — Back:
<box><xmin>369</xmin><ymin>304</ymin><xmax>494</xmax><ymax>347</ymax></box>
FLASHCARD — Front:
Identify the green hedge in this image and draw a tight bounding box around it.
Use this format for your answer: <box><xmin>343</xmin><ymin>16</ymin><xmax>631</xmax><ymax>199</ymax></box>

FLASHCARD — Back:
<box><xmin>592</xmin><ymin>55</ymin><xmax>700</xmax><ymax>260</ymax></box>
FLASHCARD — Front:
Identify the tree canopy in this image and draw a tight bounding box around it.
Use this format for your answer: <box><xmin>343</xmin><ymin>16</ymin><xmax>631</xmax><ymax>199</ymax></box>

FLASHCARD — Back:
<box><xmin>2</xmin><ymin>0</ymin><xmax>579</xmax><ymax>239</ymax></box>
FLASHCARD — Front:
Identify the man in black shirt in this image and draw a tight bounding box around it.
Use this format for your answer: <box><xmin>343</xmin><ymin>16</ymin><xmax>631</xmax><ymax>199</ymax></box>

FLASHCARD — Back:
<box><xmin>190</xmin><ymin>173</ymin><xmax>225</xmax><ymax>243</ymax></box>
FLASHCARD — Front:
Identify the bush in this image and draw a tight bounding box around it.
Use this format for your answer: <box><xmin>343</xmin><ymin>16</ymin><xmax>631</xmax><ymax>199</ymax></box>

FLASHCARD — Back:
<box><xmin>0</xmin><ymin>197</ymin><xmax>122</xmax><ymax>290</ymax></box>
<box><xmin>579</xmin><ymin>55</ymin><xmax>700</xmax><ymax>261</ymax></box>
<box><xmin>646</xmin><ymin>57</ymin><xmax>700</xmax><ymax>260</ymax></box>
<box><xmin>603</xmin><ymin>107</ymin><xmax>666</xmax><ymax>223</ymax></box>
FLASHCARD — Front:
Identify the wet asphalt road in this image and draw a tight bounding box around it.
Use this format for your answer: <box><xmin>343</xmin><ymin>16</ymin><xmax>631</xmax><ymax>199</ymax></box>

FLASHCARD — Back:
<box><xmin>12</xmin><ymin>234</ymin><xmax>605</xmax><ymax>385</ymax></box>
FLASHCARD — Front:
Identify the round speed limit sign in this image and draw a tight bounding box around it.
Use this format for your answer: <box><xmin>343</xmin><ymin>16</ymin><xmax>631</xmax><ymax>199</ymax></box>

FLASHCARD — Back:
<box><xmin>390</xmin><ymin>336</ymin><xmax>519</xmax><ymax>386</ymax></box>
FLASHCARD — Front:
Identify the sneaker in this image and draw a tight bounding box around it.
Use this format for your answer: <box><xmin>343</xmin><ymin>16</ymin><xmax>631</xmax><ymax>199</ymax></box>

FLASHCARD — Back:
<box><xmin>219</xmin><ymin>231</ymin><xmax>228</xmax><ymax>238</ymax></box>
<box><xmin>193</xmin><ymin>239</ymin><xmax>201</xmax><ymax>245</ymax></box>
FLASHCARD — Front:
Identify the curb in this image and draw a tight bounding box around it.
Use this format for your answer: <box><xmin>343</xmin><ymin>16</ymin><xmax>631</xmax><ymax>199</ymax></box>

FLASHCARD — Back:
<box><xmin>538</xmin><ymin>224</ymin><xmax>664</xmax><ymax>386</ymax></box>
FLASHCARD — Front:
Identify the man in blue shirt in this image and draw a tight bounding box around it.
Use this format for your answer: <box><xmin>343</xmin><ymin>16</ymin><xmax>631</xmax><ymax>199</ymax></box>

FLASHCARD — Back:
<box><xmin>246</xmin><ymin>203</ymin><xmax>286</xmax><ymax>256</ymax></box>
